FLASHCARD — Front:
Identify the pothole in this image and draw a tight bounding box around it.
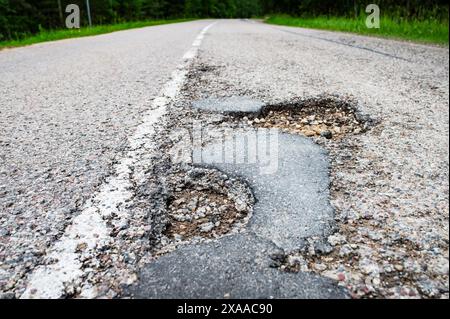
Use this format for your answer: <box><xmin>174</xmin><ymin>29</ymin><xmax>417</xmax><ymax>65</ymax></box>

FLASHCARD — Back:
<box><xmin>241</xmin><ymin>96</ymin><xmax>373</xmax><ymax>140</ymax></box>
<box><xmin>166</xmin><ymin>189</ymin><xmax>246</xmax><ymax>239</ymax></box>
<box><xmin>156</xmin><ymin>167</ymin><xmax>254</xmax><ymax>254</ymax></box>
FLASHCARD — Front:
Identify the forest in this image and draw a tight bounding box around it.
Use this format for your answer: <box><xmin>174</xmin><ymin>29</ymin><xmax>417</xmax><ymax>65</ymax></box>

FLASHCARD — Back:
<box><xmin>1</xmin><ymin>0</ymin><xmax>449</xmax><ymax>42</ymax></box>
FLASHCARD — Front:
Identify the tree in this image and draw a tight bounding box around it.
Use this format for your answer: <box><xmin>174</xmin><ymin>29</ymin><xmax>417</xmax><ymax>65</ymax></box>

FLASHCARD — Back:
<box><xmin>0</xmin><ymin>0</ymin><xmax>448</xmax><ymax>42</ymax></box>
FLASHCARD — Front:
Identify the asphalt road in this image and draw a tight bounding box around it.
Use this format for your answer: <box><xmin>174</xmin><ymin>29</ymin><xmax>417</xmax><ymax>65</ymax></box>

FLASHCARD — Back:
<box><xmin>1</xmin><ymin>20</ymin><xmax>448</xmax><ymax>299</ymax></box>
<box><xmin>0</xmin><ymin>20</ymin><xmax>210</xmax><ymax>297</ymax></box>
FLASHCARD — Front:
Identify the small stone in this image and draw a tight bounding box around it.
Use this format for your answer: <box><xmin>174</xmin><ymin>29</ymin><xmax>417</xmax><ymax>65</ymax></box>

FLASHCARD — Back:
<box><xmin>117</xmin><ymin>219</ymin><xmax>129</xmax><ymax>230</ymax></box>
<box><xmin>368</xmin><ymin>231</ymin><xmax>383</xmax><ymax>241</ymax></box>
<box><xmin>173</xmin><ymin>214</ymin><xmax>187</xmax><ymax>222</ymax></box>
<box><xmin>303</xmin><ymin>130</ymin><xmax>316</xmax><ymax>137</ymax></box>
<box><xmin>199</xmin><ymin>222</ymin><xmax>214</xmax><ymax>233</ymax></box>
<box><xmin>372</xmin><ymin>277</ymin><xmax>381</xmax><ymax>286</ymax></box>
<box><xmin>314</xmin><ymin>263</ymin><xmax>327</xmax><ymax>271</ymax></box>
<box><xmin>328</xmin><ymin>233</ymin><xmax>346</xmax><ymax>246</ymax></box>
<box><xmin>359</xmin><ymin>258</ymin><xmax>380</xmax><ymax>275</ymax></box>
<box><xmin>394</xmin><ymin>264</ymin><xmax>404</xmax><ymax>272</ymax></box>
<box><xmin>197</xmin><ymin>207</ymin><xmax>207</xmax><ymax>214</ymax></box>
<box><xmin>75</xmin><ymin>242</ymin><xmax>87</xmax><ymax>253</ymax></box>
<box><xmin>339</xmin><ymin>245</ymin><xmax>353</xmax><ymax>257</ymax></box>
<box><xmin>172</xmin><ymin>198</ymin><xmax>186</xmax><ymax>206</ymax></box>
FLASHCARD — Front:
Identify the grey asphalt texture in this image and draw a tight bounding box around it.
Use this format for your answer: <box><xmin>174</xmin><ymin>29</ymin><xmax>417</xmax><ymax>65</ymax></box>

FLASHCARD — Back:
<box><xmin>1</xmin><ymin>19</ymin><xmax>448</xmax><ymax>299</ymax></box>
<box><xmin>197</xmin><ymin>128</ymin><xmax>335</xmax><ymax>251</ymax></box>
<box><xmin>129</xmin><ymin>233</ymin><xmax>347</xmax><ymax>299</ymax></box>
<box><xmin>192</xmin><ymin>96</ymin><xmax>264</xmax><ymax>116</ymax></box>
<box><xmin>0</xmin><ymin>21</ymin><xmax>211</xmax><ymax>293</ymax></box>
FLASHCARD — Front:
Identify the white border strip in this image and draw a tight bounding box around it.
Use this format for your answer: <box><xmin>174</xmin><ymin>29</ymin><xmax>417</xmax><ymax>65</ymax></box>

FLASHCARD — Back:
<box><xmin>21</xmin><ymin>21</ymin><xmax>217</xmax><ymax>299</ymax></box>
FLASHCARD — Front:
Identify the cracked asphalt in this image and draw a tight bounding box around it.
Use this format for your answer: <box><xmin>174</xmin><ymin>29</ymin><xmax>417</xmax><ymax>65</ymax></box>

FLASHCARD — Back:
<box><xmin>1</xmin><ymin>19</ymin><xmax>449</xmax><ymax>299</ymax></box>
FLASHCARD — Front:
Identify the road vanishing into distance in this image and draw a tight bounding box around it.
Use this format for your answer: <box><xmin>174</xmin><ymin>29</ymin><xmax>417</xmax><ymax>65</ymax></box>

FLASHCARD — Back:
<box><xmin>0</xmin><ymin>20</ymin><xmax>448</xmax><ymax>299</ymax></box>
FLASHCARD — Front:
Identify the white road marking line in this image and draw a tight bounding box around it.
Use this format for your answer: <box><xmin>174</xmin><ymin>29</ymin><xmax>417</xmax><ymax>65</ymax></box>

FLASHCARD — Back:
<box><xmin>21</xmin><ymin>21</ymin><xmax>217</xmax><ymax>299</ymax></box>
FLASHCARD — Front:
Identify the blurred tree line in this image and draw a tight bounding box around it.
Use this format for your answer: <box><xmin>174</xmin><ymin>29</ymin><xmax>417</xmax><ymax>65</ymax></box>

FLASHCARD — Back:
<box><xmin>1</xmin><ymin>0</ymin><xmax>448</xmax><ymax>41</ymax></box>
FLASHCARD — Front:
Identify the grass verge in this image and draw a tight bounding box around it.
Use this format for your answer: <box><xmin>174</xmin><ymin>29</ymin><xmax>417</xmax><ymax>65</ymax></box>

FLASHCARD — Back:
<box><xmin>0</xmin><ymin>19</ymin><xmax>195</xmax><ymax>50</ymax></box>
<box><xmin>266</xmin><ymin>15</ymin><xmax>449</xmax><ymax>45</ymax></box>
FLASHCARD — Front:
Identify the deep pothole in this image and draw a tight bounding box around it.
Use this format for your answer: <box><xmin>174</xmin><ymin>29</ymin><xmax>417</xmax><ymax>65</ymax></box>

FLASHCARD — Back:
<box><xmin>166</xmin><ymin>189</ymin><xmax>247</xmax><ymax>240</ymax></box>
<box><xmin>157</xmin><ymin>167</ymin><xmax>254</xmax><ymax>254</ymax></box>
<box><xmin>238</xmin><ymin>96</ymin><xmax>373</xmax><ymax>140</ymax></box>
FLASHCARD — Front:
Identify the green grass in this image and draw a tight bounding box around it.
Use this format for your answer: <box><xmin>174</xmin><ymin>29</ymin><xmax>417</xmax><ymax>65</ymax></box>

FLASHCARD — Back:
<box><xmin>0</xmin><ymin>19</ymin><xmax>195</xmax><ymax>50</ymax></box>
<box><xmin>266</xmin><ymin>15</ymin><xmax>449</xmax><ymax>45</ymax></box>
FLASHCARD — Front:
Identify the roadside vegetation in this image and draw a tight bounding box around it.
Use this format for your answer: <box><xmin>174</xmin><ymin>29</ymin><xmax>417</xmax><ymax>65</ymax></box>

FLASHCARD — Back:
<box><xmin>266</xmin><ymin>15</ymin><xmax>449</xmax><ymax>45</ymax></box>
<box><xmin>0</xmin><ymin>0</ymin><xmax>448</xmax><ymax>49</ymax></box>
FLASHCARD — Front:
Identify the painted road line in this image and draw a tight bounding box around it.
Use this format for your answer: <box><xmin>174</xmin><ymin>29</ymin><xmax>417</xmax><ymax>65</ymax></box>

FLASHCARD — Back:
<box><xmin>21</xmin><ymin>21</ymin><xmax>217</xmax><ymax>299</ymax></box>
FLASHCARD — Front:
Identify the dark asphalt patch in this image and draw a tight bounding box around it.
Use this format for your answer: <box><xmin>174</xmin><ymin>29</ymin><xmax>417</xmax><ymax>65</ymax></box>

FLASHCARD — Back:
<box><xmin>196</xmin><ymin>129</ymin><xmax>334</xmax><ymax>251</ymax></box>
<box><xmin>128</xmin><ymin>233</ymin><xmax>348</xmax><ymax>299</ymax></box>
